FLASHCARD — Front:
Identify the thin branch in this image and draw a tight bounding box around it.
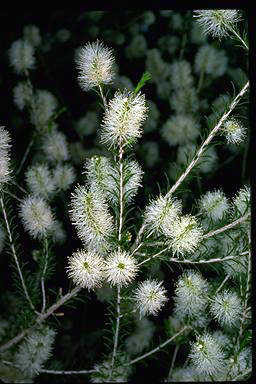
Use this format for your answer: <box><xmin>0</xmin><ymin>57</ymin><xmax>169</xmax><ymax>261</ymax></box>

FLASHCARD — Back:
<box><xmin>168</xmin><ymin>254</ymin><xmax>243</xmax><ymax>265</ymax></box>
<box><xmin>202</xmin><ymin>212</ymin><xmax>250</xmax><ymax>239</ymax></box>
<box><xmin>41</xmin><ymin>237</ymin><xmax>49</xmax><ymax>313</ymax></box>
<box><xmin>98</xmin><ymin>84</ymin><xmax>107</xmax><ymax>109</ymax></box>
<box><xmin>166</xmin><ymin>81</ymin><xmax>249</xmax><ymax>198</ymax></box>
<box><xmin>138</xmin><ymin>247</ymin><xmax>170</xmax><ymax>267</ymax></box>
<box><xmin>125</xmin><ymin>326</ymin><xmax>190</xmax><ymax>366</ymax></box>
<box><xmin>40</xmin><ymin>368</ymin><xmax>96</xmax><ymax>375</ymax></box>
<box><xmin>0</xmin><ymin>285</ymin><xmax>82</xmax><ymax>352</ymax></box>
<box><xmin>0</xmin><ymin>196</ymin><xmax>39</xmax><ymax>315</ymax></box>
<box><xmin>108</xmin><ymin>285</ymin><xmax>121</xmax><ymax>381</ymax></box>
<box><xmin>167</xmin><ymin>345</ymin><xmax>180</xmax><ymax>380</ymax></box>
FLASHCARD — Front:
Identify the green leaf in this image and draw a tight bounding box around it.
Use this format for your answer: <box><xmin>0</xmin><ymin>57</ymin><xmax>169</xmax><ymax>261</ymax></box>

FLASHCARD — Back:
<box><xmin>134</xmin><ymin>71</ymin><xmax>152</xmax><ymax>94</ymax></box>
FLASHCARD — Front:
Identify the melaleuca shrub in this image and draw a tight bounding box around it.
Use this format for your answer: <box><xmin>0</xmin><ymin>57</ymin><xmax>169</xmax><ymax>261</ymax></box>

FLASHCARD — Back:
<box><xmin>0</xmin><ymin>9</ymin><xmax>251</xmax><ymax>384</ymax></box>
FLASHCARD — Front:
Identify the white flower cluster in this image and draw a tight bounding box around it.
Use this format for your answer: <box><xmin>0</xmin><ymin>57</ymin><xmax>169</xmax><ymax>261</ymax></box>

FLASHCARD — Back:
<box><xmin>161</xmin><ymin>114</ymin><xmax>200</xmax><ymax>146</ymax></box>
<box><xmin>193</xmin><ymin>10</ymin><xmax>242</xmax><ymax>40</ymax></box>
<box><xmin>210</xmin><ymin>290</ymin><xmax>243</xmax><ymax>327</ymax></box>
<box><xmin>144</xmin><ymin>195</ymin><xmax>182</xmax><ymax>236</ymax></box>
<box><xmin>232</xmin><ymin>185</ymin><xmax>250</xmax><ymax>217</ymax></box>
<box><xmin>133</xmin><ymin>279</ymin><xmax>168</xmax><ymax>317</ymax></box>
<box><xmin>0</xmin><ymin>127</ymin><xmax>12</xmax><ymax>189</ymax></box>
<box><xmin>104</xmin><ymin>249</ymin><xmax>138</xmax><ymax>287</ymax></box>
<box><xmin>174</xmin><ymin>270</ymin><xmax>209</xmax><ymax>325</ymax></box>
<box><xmin>69</xmin><ymin>184</ymin><xmax>114</xmax><ymax>251</ymax></box>
<box><xmin>8</xmin><ymin>39</ymin><xmax>36</xmax><ymax>74</ymax></box>
<box><xmin>195</xmin><ymin>44</ymin><xmax>228</xmax><ymax>78</ymax></box>
<box><xmin>67</xmin><ymin>250</ymin><xmax>104</xmax><ymax>290</ymax></box>
<box><xmin>101</xmin><ymin>89</ymin><xmax>148</xmax><ymax>149</ymax></box>
<box><xmin>30</xmin><ymin>90</ymin><xmax>58</xmax><ymax>131</ymax></box>
<box><xmin>85</xmin><ymin>156</ymin><xmax>143</xmax><ymax>207</ymax></box>
<box><xmin>25</xmin><ymin>163</ymin><xmax>56</xmax><ymax>200</ymax></box>
<box><xmin>14</xmin><ymin>326</ymin><xmax>56</xmax><ymax>378</ymax></box>
<box><xmin>13</xmin><ymin>81</ymin><xmax>32</xmax><ymax>110</ymax></box>
<box><xmin>42</xmin><ymin>129</ymin><xmax>69</xmax><ymax>162</ymax></box>
<box><xmin>198</xmin><ymin>189</ymin><xmax>230</xmax><ymax>223</ymax></box>
<box><xmin>19</xmin><ymin>195</ymin><xmax>54</xmax><ymax>239</ymax></box>
<box><xmin>189</xmin><ymin>332</ymin><xmax>227</xmax><ymax>377</ymax></box>
<box><xmin>221</xmin><ymin>118</ymin><xmax>246</xmax><ymax>145</ymax></box>
<box><xmin>76</xmin><ymin>39</ymin><xmax>115</xmax><ymax>91</ymax></box>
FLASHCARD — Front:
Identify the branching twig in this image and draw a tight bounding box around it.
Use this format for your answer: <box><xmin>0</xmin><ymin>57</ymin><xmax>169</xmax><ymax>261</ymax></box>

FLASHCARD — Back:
<box><xmin>125</xmin><ymin>326</ymin><xmax>190</xmax><ymax>366</ymax></box>
<box><xmin>0</xmin><ymin>196</ymin><xmax>39</xmax><ymax>315</ymax></box>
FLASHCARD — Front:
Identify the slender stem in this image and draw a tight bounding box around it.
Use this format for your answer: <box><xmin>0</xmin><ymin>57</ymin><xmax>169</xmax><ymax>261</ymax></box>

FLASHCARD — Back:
<box><xmin>215</xmin><ymin>274</ymin><xmax>230</xmax><ymax>295</ymax></box>
<box><xmin>40</xmin><ymin>369</ymin><xmax>96</xmax><ymax>375</ymax></box>
<box><xmin>125</xmin><ymin>326</ymin><xmax>190</xmax><ymax>366</ymax></box>
<box><xmin>138</xmin><ymin>246</ymin><xmax>170</xmax><ymax>267</ymax></box>
<box><xmin>231</xmin><ymin>368</ymin><xmax>252</xmax><ymax>381</ymax></box>
<box><xmin>167</xmin><ymin>345</ymin><xmax>179</xmax><ymax>380</ymax></box>
<box><xmin>237</xmin><ymin>229</ymin><xmax>251</xmax><ymax>346</ymax></box>
<box><xmin>202</xmin><ymin>212</ymin><xmax>250</xmax><ymax>239</ymax></box>
<box><xmin>166</xmin><ymin>81</ymin><xmax>249</xmax><ymax>198</ymax></box>
<box><xmin>0</xmin><ymin>196</ymin><xmax>39</xmax><ymax>315</ymax></box>
<box><xmin>118</xmin><ymin>160</ymin><xmax>124</xmax><ymax>243</ymax></box>
<box><xmin>108</xmin><ymin>285</ymin><xmax>121</xmax><ymax>380</ymax></box>
<box><xmin>41</xmin><ymin>236</ymin><xmax>49</xmax><ymax>313</ymax></box>
<box><xmin>98</xmin><ymin>84</ymin><xmax>107</xmax><ymax>109</ymax></box>
<box><xmin>168</xmin><ymin>254</ymin><xmax>244</xmax><ymax>265</ymax></box>
<box><xmin>2</xmin><ymin>190</ymin><xmax>23</xmax><ymax>203</ymax></box>
<box><xmin>229</xmin><ymin>27</ymin><xmax>249</xmax><ymax>50</ymax></box>
<box><xmin>16</xmin><ymin>133</ymin><xmax>35</xmax><ymax>176</ymax></box>
<box><xmin>0</xmin><ymin>286</ymin><xmax>82</xmax><ymax>352</ymax></box>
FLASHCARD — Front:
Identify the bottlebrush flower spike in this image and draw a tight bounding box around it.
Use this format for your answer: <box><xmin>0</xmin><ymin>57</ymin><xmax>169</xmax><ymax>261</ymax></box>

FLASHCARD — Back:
<box><xmin>76</xmin><ymin>40</ymin><xmax>115</xmax><ymax>91</ymax></box>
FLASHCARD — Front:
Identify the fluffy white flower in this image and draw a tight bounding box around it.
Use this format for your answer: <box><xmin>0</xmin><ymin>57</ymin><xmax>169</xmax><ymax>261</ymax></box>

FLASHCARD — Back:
<box><xmin>161</xmin><ymin>114</ymin><xmax>200</xmax><ymax>146</ymax></box>
<box><xmin>23</xmin><ymin>24</ymin><xmax>41</xmax><ymax>47</ymax></box>
<box><xmin>52</xmin><ymin>164</ymin><xmax>76</xmax><ymax>191</ymax></box>
<box><xmin>76</xmin><ymin>40</ymin><xmax>115</xmax><ymax>91</ymax></box>
<box><xmin>193</xmin><ymin>10</ymin><xmax>242</xmax><ymax>40</ymax></box>
<box><xmin>210</xmin><ymin>290</ymin><xmax>243</xmax><ymax>327</ymax></box>
<box><xmin>195</xmin><ymin>45</ymin><xmax>228</xmax><ymax>78</ymax></box>
<box><xmin>174</xmin><ymin>270</ymin><xmax>209</xmax><ymax>318</ymax></box>
<box><xmin>67</xmin><ymin>250</ymin><xmax>104</xmax><ymax>290</ymax></box>
<box><xmin>104</xmin><ymin>250</ymin><xmax>138</xmax><ymax>287</ymax></box>
<box><xmin>13</xmin><ymin>81</ymin><xmax>32</xmax><ymax>110</ymax></box>
<box><xmin>25</xmin><ymin>164</ymin><xmax>56</xmax><ymax>200</ymax></box>
<box><xmin>19</xmin><ymin>195</ymin><xmax>54</xmax><ymax>239</ymax></box>
<box><xmin>170</xmin><ymin>60</ymin><xmax>194</xmax><ymax>89</ymax></box>
<box><xmin>30</xmin><ymin>90</ymin><xmax>58</xmax><ymax>131</ymax></box>
<box><xmin>198</xmin><ymin>189</ymin><xmax>230</xmax><ymax>222</ymax></box>
<box><xmin>14</xmin><ymin>326</ymin><xmax>55</xmax><ymax>378</ymax></box>
<box><xmin>133</xmin><ymin>279</ymin><xmax>168</xmax><ymax>317</ymax></box>
<box><xmin>144</xmin><ymin>195</ymin><xmax>182</xmax><ymax>236</ymax></box>
<box><xmin>163</xmin><ymin>215</ymin><xmax>203</xmax><ymax>255</ymax></box>
<box><xmin>146</xmin><ymin>48</ymin><xmax>170</xmax><ymax>82</ymax></box>
<box><xmin>8</xmin><ymin>39</ymin><xmax>36</xmax><ymax>74</ymax></box>
<box><xmin>221</xmin><ymin>118</ymin><xmax>246</xmax><ymax>144</ymax></box>
<box><xmin>126</xmin><ymin>34</ymin><xmax>147</xmax><ymax>58</ymax></box>
<box><xmin>232</xmin><ymin>185</ymin><xmax>250</xmax><ymax>217</ymax></box>
<box><xmin>69</xmin><ymin>184</ymin><xmax>114</xmax><ymax>249</ymax></box>
<box><xmin>170</xmin><ymin>87</ymin><xmax>200</xmax><ymax>114</ymax></box>
<box><xmin>101</xmin><ymin>89</ymin><xmax>148</xmax><ymax>149</ymax></box>
<box><xmin>0</xmin><ymin>127</ymin><xmax>12</xmax><ymax>188</ymax></box>
<box><xmin>75</xmin><ymin>111</ymin><xmax>98</xmax><ymax>137</ymax></box>
<box><xmin>189</xmin><ymin>332</ymin><xmax>227</xmax><ymax>376</ymax></box>
<box><xmin>42</xmin><ymin>129</ymin><xmax>69</xmax><ymax>162</ymax></box>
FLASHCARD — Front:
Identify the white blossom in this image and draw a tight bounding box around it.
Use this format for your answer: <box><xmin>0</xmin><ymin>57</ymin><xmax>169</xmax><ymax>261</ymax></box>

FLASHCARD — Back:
<box><xmin>67</xmin><ymin>250</ymin><xmax>104</xmax><ymax>290</ymax></box>
<box><xmin>76</xmin><ymin>40</ymin><xmax>115</xmax><ymax>91</ymax></box>
<box><xmin>19</xmin><ymin>195</ymin><xmax>54</xmax><ymax>239</ymax></box>
<box><xmin>133</xmin><ymin>279</ymin><xmax>168</xmax><ymax>317</ymax></box>
<box><xmin>104</xmin><ymin>250</ymin><xmax>138</xmax><ymax>287</ymax></box>
<box><xmin>193</xmin><ymin>10</ymin><xmax>242</xmax><ymax>40</ymax></box>
<box><xmin>101</xmin><ymin>89</ymin><xmax>148</xmax><ymax>149</ymax></box>
<box><xmin>9</xmin><ymin>39</ymin><xmax>36</xmax><ymax>74</ymax></box>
